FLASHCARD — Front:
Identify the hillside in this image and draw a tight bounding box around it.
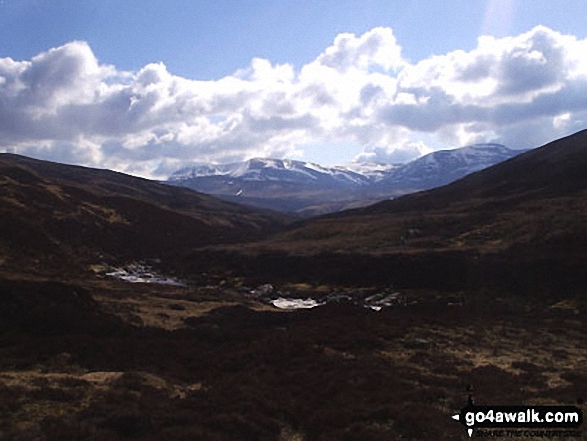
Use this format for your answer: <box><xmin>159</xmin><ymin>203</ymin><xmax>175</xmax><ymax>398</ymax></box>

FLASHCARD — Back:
<box><xmin>0</xmin><ymin>154</ymin><xmax>288</xmax><ymax>276</ymax></box>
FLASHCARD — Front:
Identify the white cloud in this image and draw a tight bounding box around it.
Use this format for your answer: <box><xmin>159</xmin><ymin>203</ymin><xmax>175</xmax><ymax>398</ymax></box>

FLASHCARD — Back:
<box><xmin>355</xmin><ymin>140</ymin><xmax>432</xmax><ymax>164</ymax></box>
<box><xmin>0</xmin><ymin>26</ymin><xmax>586</xmax><ymax>178</ymax></box>
<box><xmin>315</xmin><ymin>27</ymin><xmax>404</xmax><ymax>73</ymax></box>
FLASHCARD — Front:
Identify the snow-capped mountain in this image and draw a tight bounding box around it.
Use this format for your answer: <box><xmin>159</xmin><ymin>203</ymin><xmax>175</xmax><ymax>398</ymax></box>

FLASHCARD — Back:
<box><xmin>167</xmin><ymin>144</ymin><xmax>527</xmax><ymax>215</ymax></box>
<box><xmin>170</xmin><ymin>158</ymin><xmax>371</xmax><ymax>187</ymax></box>
<box><xmin>334</xmin><ymin>162</ymin><xmax>401</xmax><ymax>182</ymax></box>
<box><xmin>376</xmin><ymin>143</ymin><xmax>525</xmax><ymax>190</ymax></box>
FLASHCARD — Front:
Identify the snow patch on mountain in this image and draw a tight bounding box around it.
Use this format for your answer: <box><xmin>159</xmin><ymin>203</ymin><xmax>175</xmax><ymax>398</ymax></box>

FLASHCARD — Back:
<box><xmin>337</xmin><ymin>162</ymin><xmax>401</xmax><ymax>182</ymax></box>
<box><xmin>170</xmin><ymin>158</ymin><xmax>372</xmax><ymax>186</ymax></box>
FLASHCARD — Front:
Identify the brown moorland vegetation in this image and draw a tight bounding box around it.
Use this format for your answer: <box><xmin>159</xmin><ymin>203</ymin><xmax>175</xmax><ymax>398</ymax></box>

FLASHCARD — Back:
<box><xmin>0</xmin><ymin>278</ymin><xmax>585</xmax><ymax>440</ymax></box>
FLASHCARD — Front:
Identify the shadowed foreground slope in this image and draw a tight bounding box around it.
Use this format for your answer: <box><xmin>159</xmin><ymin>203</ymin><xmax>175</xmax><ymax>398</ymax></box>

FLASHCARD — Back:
<box><xmin>0</xmin><ymin>154</ymin><xmax>288</xmax><ymax>277</ymax></box>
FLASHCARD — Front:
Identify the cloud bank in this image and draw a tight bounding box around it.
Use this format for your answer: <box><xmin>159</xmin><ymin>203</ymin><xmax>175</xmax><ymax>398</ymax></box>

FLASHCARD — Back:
<box><xmin>1</xmin><ymin>26</ymin><xmax>586</xmax><ymax>177</ymax></box>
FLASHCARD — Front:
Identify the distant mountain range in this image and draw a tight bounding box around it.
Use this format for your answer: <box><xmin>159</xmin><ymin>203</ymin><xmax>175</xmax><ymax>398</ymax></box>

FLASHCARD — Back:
<box><xmin>170</xmin><ymin>158</ymin><xmax>382</xmax><ymax>187</ymax></box>
<box><xmin>167</xmin><ymin>143</ymin><xmax>527</xmax><ymax>215</ymax></box>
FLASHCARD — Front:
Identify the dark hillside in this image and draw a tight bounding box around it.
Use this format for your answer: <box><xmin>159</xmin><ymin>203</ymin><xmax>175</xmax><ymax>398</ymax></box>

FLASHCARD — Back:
<box><xmin>0</xmin><ymin>154</ymin><xmax>289</xmax><ymax>275</ymax></box>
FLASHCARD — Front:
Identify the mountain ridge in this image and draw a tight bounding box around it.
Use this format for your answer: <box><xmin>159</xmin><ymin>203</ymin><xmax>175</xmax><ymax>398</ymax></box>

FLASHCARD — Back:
<box><xmin>167</xmin><ymin>143</ymin><xmax>527</xmax><ymax>214</ymax></box>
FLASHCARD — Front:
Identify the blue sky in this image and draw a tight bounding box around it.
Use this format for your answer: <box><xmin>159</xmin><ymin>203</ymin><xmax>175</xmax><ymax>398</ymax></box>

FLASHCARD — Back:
<box><xmin>1</xmin><ymin>0</ymin><xmax>587</xmax><ymax>177</ymax></box>
<box><xmin>3</xmin><ymin>1</ymin><xmax>586</xmax><ymax>79</ymax></box>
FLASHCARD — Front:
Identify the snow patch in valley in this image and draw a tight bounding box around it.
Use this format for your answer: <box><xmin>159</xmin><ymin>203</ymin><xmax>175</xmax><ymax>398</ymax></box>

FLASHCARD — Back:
<box><xmin>270</xmin><ymin>298</ymin><xmax>324</xmax><ymax>309</ymax></box>
<box><xmin>103</xmin><ymin>264</ymin><xmax>186</xmax><ymax>286</ymax></box>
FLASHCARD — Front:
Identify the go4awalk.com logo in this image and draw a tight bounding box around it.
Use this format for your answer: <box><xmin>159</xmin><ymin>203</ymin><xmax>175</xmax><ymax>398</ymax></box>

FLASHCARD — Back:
<box><xmin>452</xmin><ymin>404</ymin><xmax>583</xmax><ymax>438</ymax></box>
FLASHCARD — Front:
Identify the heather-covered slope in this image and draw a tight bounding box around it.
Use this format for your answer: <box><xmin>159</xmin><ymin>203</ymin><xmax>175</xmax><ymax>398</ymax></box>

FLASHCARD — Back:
<box><xmin>0</xmin><ymin>154</ymin><xmax>288</xmax><ymax>275</ymax></box>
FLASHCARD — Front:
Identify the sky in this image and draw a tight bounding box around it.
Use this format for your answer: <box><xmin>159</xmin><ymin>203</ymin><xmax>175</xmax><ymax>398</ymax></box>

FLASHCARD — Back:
<box><xmin>1</xmin><ymin>0</ymin><xmax>587</xmax><ymax>178</ymax></box>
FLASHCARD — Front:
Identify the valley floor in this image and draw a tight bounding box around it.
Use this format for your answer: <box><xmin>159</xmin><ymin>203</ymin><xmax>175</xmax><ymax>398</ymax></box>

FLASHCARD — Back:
<box><xmin>0</xmin><ymin>275</ymin><xmax>585</xmax><ymax>440</ymax></box>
